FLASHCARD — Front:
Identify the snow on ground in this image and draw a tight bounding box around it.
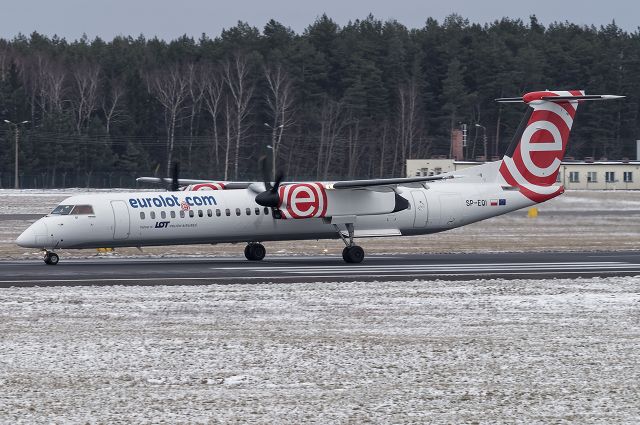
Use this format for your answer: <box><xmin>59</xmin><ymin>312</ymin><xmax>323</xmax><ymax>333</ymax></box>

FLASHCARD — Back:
<box><xmin>0</xmin><ymin>277</ymin><xmax>638</xmax><ymax>423</ymax></box>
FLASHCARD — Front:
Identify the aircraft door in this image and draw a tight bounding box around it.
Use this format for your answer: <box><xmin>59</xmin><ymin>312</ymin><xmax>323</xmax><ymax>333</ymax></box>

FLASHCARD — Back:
<box><xmin>411</xmin><ymin>191</ymin><xmax>428</xmax><ymax>227</ymax></box>
<box><xmin>111</xmin><ymin>200</ymin><xmax>130</xmax><ymax>240</ymax></box>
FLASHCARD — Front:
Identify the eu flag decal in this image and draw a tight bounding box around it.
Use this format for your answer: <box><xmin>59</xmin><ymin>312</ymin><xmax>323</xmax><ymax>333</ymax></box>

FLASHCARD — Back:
<box><xmin>499</xmin><ymin>199</ymin><xmax>507</xmax><ymax>206</ymax></box>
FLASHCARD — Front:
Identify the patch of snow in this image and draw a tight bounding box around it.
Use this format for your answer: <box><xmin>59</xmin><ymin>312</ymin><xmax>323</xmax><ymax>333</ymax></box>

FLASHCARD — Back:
<box><xmin>0</xmin><ymin>277</ymin><xmax>639</xmax><ymax>422</ymax></box>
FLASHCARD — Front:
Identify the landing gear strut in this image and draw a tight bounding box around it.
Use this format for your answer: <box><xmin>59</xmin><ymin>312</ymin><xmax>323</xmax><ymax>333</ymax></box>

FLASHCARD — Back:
<box><xmin>244</xmin><ymin>243</ymin><xmax>266</xmax><ymax>261</ymax></box>
<box><xmin>335</xmin><ymin>223</ymin><xmax>365</xmax><ymax>264</ymax></box>
<box><xmin>44</xmin><ymin>251</ymin><xmax>59</xmax><ymax>265</ymax></box>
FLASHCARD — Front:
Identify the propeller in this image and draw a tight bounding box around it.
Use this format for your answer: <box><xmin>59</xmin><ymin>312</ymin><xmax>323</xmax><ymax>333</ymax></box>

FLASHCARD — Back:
<box><xmin>169</xmin><ymin>162</ymin><xmax>180</xmax><ymax>191</ymax></box>
<box><xmin>255</xmin><ymin>156</ymin><xmax>284</xmax><ymax>208</ymax></box>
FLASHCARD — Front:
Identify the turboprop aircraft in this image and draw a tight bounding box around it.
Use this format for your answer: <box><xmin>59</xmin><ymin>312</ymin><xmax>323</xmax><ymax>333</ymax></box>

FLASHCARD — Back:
<box><xmin>16</xmin><ymin>90</ymin><xmax>623</xmax><ymax>265</ymax></box>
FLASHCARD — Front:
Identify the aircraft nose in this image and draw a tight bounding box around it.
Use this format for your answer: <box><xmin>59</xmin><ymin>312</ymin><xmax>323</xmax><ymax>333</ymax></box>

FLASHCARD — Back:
<box><xmin>16</xmin><ymin>220</ymin><xmax>48</xmax><ymax>248</ymax></box>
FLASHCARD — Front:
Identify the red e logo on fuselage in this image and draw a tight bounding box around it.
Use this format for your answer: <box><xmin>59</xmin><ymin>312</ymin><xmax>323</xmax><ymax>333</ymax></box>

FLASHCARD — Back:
<box><xmin>278</xmin><ymin>183</ymin><xmax>328</xmax><ymax>219</ymax></box>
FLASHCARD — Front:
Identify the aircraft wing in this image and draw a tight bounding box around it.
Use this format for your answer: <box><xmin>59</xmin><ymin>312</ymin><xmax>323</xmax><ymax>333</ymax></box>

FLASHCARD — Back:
<box><xmin>326</xmin><ymin>174</ymin><xmax>453</xmax><ymax>189</ymax></box>
<box><xmin>136</xmin><ymin>177</ymin><xmax>253</xmax><ymax>189</ymax></box>
<box><xmin>137</xmin><ymin>174</ymin><xmax>453</xmax><ymax>191</ymax></box>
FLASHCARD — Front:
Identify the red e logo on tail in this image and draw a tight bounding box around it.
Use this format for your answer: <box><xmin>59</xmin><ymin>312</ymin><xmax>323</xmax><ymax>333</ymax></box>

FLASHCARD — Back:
<box><xmin>500</xmin><ymin>90</ymin><xmax>581</xmax><ymax>202</ymax></box>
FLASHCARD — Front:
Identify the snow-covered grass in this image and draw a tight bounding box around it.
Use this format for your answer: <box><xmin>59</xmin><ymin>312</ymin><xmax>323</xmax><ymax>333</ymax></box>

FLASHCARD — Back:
<box><xmin>0</xmin><ymin>277</ymin><xmax>638</xmax><ymax>423</ymax></box>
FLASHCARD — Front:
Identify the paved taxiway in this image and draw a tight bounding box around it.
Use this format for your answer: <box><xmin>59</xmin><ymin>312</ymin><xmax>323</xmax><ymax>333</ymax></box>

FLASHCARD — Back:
<box><xmin>1</xmin><ymin>251</ymin><xmax>640</xmax><ymax>287</ymax></box>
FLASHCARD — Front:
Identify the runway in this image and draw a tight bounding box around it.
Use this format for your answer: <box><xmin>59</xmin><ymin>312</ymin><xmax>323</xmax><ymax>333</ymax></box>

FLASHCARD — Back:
<box><xmin>1</xmin><ymin>251</ymin><xmax>640</xmax><ymax>287</ymax></box>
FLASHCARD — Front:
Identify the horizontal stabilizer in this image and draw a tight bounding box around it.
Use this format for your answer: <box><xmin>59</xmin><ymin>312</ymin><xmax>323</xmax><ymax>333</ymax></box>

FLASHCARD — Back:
<box><xmin>496</xmin><ymin>93</ymin><xmax>624</xmax><ymax>103</ymax></box>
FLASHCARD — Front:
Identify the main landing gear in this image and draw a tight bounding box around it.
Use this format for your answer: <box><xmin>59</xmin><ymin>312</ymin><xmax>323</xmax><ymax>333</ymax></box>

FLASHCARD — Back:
<box><xmin>244</xmin><ymin>243</ymin><xmax>266</xmax><ymax>261</ymax></box>
<box><xmin>44</xmin><ymin>251</ymin><xmax>59</xmax><ymax>265</ymax></box>
<box><xmin>335</xmin><ymin>223</ymin><xmax>365</xmax><ymax>264</ymax></box>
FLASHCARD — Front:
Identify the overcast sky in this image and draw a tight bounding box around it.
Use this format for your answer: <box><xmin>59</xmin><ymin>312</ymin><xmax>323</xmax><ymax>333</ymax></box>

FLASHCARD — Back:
<box><xmin>1</xmin><ymin>0</ymin><xmax>637</xmax><ymax>41</ymax></box>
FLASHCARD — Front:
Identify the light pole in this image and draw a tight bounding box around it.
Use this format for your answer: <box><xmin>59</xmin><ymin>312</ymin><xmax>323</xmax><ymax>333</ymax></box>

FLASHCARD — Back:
<box><xmin>264</xmin><ymin>123</ymin><xmax>284</xmax><ymax>180</ymax></box>
<box><xmin>475</xmin><ymin>123</ymin><xmax>487</xmax><ymax>161</ymax></box>
<box><xmin>4</xmin><ymin>120</ymin><xmax>30</xmax><ymax>189</ymax></box>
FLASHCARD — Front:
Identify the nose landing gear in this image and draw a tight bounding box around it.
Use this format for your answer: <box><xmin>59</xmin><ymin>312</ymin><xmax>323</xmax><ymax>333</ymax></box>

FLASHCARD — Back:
<box><xmin>244</xmin><ymin>243</ymin><xmax>266</xmax><ymax>261</ymax></box>
<box><xmin>44</xmin><ymin>251</ymin><xmax>59</xmax><ymax>265</ymax></box>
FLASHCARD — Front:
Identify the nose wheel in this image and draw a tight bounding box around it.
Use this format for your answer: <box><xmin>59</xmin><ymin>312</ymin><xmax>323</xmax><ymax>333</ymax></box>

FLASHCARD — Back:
<box><xmin>244</xmin><ymin>243</ymin><xmax>266</xmax><ymax>261</ymax></box>
<box><xmin>44</xmin><ymin>251</ymin><xmax>59</xmax><ymax>265</ymax></box>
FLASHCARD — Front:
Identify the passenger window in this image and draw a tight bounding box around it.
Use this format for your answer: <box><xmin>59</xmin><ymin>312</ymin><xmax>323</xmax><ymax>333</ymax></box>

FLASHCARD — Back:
<box><xmin>235</xmin><ymin>208</ymin><xmax>241</xmax><ymax>216</ymax></box>
<box><xmin>150</xmin><ymin>211</ymin><xmax>156</xmax><ymax>219</ymax></box>
<box><xmin>51</xmin><ymin>205</ymin><xmax>74</xmax><ymax>215</ymax></box>
<box><xmin>170</xmin><ymin>211</ymin><xmax>176</xmax><ymax>219</ymax></box>
<box><xmin>140</xmin><ymin>212</ymin><xmax>145</xmax><ymax>220</ymax></box>
<box><xmin>264</xmin><ymin>207</ymin><xmax>269</xmax><ymax>215</ymax></box>
<box><xmin>189</xmin><ymin>210</ymin><xmax>195</xmax><ymax>218</ymax></box>
<box><xmin>71</xmin><ymin>205</ymin><xmax>94</xmax><ymax>215</ymax></box>
<box><xmin>198</xmin><ymin>210</ymin><xmax>203</xmax><ymax>218</ymax></box>
<box><xmin>161</xmin><ymin>211</ymin><xmax>166</xmax><ymax>219</ymax></box>
<box><xmin>255</xmin><ymin>207</ymin><xmax>260</xmax><ymax>216</ymax></box>
<box><xmin>216</xmin><ymin>209</ymin><xmax>221</xmax><ymax>217</ymax></box>
<box><xmin>180</xmin><ymin>210</ymin><xmax>185</xmax><ymax>218</ymax></box>
<box><xmin>207</xmin><ymin>209</ymin><xmax>213</xmax><ymax>217</ymax></box>
<box><xmin>225</xmin><ymin>209</ymin><xmax>231</xmax><ymax>216</ymax></box>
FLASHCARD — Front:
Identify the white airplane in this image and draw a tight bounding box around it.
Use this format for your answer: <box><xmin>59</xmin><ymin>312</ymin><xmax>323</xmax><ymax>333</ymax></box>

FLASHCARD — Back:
<box><xmin>16</xmin><ymin>90</ymin><xmax>623</xmax><ymax>265</ymax></box>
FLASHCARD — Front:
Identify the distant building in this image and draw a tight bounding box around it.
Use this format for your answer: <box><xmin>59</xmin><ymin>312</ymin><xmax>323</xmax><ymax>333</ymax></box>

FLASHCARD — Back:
<box><xmin>406</xmin><ymin>159</ymin><xmax>480</xmax><ymax>177</ymax></box>
<box><xmin>406</xmin><ymin>158</ymin><xmax>640</xmax><ymax>190</ymax></box>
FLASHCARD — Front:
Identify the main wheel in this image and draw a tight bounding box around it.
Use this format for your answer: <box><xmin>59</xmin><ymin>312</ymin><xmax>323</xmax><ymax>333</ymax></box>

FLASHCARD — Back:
<box><xmin>44</xmin><ymin>252</ymin><xmax>59</xmax><ymax>265</ymax></box>
<box><xmin>244</xmin><ymin>243</ymin><xmax>266</xmax><ymax>261</ymax></box>
<box><xmin>342</xmin><ymin>247</ymin><xmax>351</xmax><ymax>263</ymax></box>
<box><xmin>342</xmin><ymin>245</ymin><xmax>365</xmax><ymax>264</ymax></box>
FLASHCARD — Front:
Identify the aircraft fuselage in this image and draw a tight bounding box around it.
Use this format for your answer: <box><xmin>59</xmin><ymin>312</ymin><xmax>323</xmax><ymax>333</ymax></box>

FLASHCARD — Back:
<box><xmin>17</xmin><ymin>182</ymin><xmax>534</xmax><ymax>251</ymax></box>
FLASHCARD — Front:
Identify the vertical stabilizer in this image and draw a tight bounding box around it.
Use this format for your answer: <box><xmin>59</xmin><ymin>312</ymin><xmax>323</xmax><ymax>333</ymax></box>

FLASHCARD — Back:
<box><xmin>498</xmin><ymin>90</ymin><xmax>585</xmax><ymax>202</ymax></box>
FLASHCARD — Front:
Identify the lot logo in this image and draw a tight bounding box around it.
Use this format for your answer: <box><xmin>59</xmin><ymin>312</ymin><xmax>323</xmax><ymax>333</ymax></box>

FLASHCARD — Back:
<box><xmin>499</xmin><ymin>90</ymin><xmax>582</xmax><ymax>202</ymax></box>
<box><xmin>278</xmin><ymin>183</ymin><xmax>328</xmax><ymax>219</ymax></box>
<box><xmin>155</xmin><ymin>221</ymin><xmax>170</xmax><ymax>228</ymax></box>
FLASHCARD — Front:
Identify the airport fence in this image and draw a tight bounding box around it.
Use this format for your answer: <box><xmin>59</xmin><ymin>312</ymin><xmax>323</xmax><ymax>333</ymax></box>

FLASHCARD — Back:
<box><xmin>0</xmin><ymin>172</ymin><xmax>143</xmax><ymax>189</ymax></box>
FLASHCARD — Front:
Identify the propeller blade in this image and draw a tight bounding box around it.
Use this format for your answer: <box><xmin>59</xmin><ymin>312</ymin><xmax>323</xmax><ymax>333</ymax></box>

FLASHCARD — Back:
<box><xmin>259</xmin><ymin>156</ymin><xmax>272</xmax><ymax>191</ymax></box>
<box><xmin>255</xmin><ymin>157</ymin><xmax>285</xmax><ymax>208</ymax></box>
<box><xmin>255</xmin><ymin>189</ymin><xmax>280</xmax><ymax>208</ymax></box>
<box><xmin>170</xmin><ymin>162</ymin><xmax>180</xmax><ymax>191</ymax></box>
<box><xmin>271</xmin><ymin>170</ymin><xmax>284</xmax><ymax>193</ymax></box>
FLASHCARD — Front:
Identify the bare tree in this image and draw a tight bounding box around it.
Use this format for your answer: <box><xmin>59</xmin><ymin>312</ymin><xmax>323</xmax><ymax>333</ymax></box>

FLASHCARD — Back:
<box><xmin>223</xmin><ymin>96</ymin><xmax>233</xmax><ymax>180</ymax></box>
<box><xmin>185</xmin><ymin>63</ymin><xmax>204</xmax><ymax>169</ymax></box>
<box><xmin>317</xmin><ymin>97</ymin><xmax>347</xmax><ymax>180</ymax></box>
<box><xmin>45</xmin><ymin>64</ymin><xmax>66</xmax><ymax>114</ymax></box>
<box><xmin>264</xmin><ymin>63</ymin><xmax>296</xmax><ymax>179</ymax></box>
<box><xmin>17</xmin><ymin>54</ymin><xmax>66</xmax><ymax>121</ymax></box>
<box><xmin>223</xmin><ymin>54</ymin><xmax>254</xmax><ymax>180</ymax></box>
<box><xmin>346</xmin><ymin>116</ymin><xmax>360</xmax><ymax>178</ymax></box>
<box><xmin>100</xmin><ymin>78</ymin><xmax>126</xmax><ymax>135</ymax></box>
<box><xmin>202</xmin><ymin>64</ymin><xmax>225</xmax><ymax>176</ymax></box>
<box><xmin>394</xmin><ymin>78</ymin><xmax>419</xmax><ymax>176</ymax></box>
<box><xmin>0</xmin><ymin>47</ymin><xmax>9</xmax><ymax>82</ymax></box>
<box><xmin>71</xmin><ymin>62</ymin><xmax>100</xmax><ymax>134</ymax></box>
<box><xmin>379</xmin><ymin>121</ymin><xmax>389</xmax><ymax>176</ymax></box>
<box><xmin>146</xmin><ymin>65</ymin><xmax>189</xmax><ymax>175</ymax></box>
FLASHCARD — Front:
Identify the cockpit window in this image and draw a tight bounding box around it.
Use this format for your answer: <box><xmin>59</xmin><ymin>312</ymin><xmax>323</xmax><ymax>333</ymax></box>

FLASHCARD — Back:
<box><xmin>51</xmin><ymin>205</ymin><xmax>74</xmax><ymax>215</ymax></box>
<box><xmin>70</xmin><ymin>205</ymin><xmax>95</xmax><ymax>215</ymax></box>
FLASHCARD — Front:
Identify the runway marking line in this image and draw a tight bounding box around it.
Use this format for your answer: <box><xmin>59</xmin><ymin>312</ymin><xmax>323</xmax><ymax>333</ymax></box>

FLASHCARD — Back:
<box><xmin>214</xmin><ymin>261</ymin><xmax>629</xmax><ymax>271</ymax></box>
